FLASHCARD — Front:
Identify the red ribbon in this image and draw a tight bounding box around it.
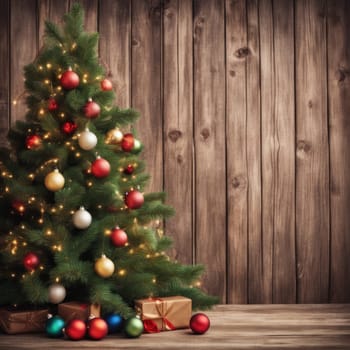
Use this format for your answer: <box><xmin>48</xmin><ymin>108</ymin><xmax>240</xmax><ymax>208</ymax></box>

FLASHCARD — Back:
<box><xmin>142</xmin><ymin>298</ymin><xmax>176</xmax><ymax>333</ymax></box>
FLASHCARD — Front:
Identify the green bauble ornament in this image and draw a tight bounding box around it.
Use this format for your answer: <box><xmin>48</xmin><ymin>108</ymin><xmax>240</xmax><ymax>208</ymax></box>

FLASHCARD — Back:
<box><xmin>124</xmin><ymin>316</ymin><xmax>143</xmax><ymax>338</ymax></box>
<box><xmin>46</xmin><ymin>315</ymin><xmax>66</xmax><ymax>338</ymax></box>
<box><xmin>131</xmin><ymin>139</ymin><xmax>142</xmax><ymax>154</ymax></box>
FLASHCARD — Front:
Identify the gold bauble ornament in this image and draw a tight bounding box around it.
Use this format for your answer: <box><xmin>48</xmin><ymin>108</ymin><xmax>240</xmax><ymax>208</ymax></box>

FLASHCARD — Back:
<box><xmin>105</xmin><ymin>128</ymin><xmax>123</xmax><ymax>145</ymax></box>
<box><xmin>95</xmin><ymin>254</ymin><xmax>115</xmax><ymax>278</ymax></box>
<box><xmin>44</xmin><ymin>169</ymin><xmax>65</xmax><ymax>192</ymax></box>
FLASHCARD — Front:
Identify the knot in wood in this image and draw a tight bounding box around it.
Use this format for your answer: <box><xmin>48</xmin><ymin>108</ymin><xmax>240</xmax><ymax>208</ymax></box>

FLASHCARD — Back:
<box><xmin>198</xmin><ymin>16</ymin><xmax>205</xmax><ymax>25</ymax></box>
<box><xmin>297</xmin><ymin>140</ymin><xmax>311</xmax><ymax>153</ymax></box>
<box><xmin>232</xmin><ymin>174</ymin><xmax>247</xmax><ymax>190</ymax></box>
<box><xmin>234</xmin><ymin>47</ymin><xmax>251</xmax><ymax>59</ymax></box>
<box><xmin>168</xmin><ymin>129</ymin><xmax>182</xmax><ymax>142</ymax></box>
<box><xmin>200</xmin><ymin>128</ymin><xmax>210</xmax><ymax>140</ymax></box>
<box><xmin>177</xmin><ymin>154</ymin><xmax>183</xmax><ymax>164</ymax></box>
<box><xmin>131</xmin><ymin>38</ymin><xmax>139</xmax><ymax>46</ymax></box>
<box><xmin>296</xmin><ymin>140</ymin><xmax>312</xmax><ymax>160</ymax></box>
<box><xmin>308</xmin><ymin>100</ymin><xmax>313</xmax><ymax>108</ymax></box>
<box><xmin>229</xmin><ymin>70</ymin><xmax>236</xmax><ymax>77</ymax></box>
<box><xmin>165</xmin><ymin>10</ymin><xmax>174</xmax><ymax>19</ymax></box>
<box><xmin>337</xmin><ymin>66</ymin><xmax>350</xmax><ymax>83</ymax></box>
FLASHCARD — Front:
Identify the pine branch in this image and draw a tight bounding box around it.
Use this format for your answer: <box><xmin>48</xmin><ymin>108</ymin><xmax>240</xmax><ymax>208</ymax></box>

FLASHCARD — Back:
<box><xmin>45</xmin><ymin>21</ymin><xmax>64</xmax><ymax>45</ymax></box>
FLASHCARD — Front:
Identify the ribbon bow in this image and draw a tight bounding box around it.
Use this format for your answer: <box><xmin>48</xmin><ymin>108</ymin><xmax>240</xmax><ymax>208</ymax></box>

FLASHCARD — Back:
<box><xmin>139</xmin><ymin>298</ymin><xmax>176</xmax><ymax>333</ymax></box>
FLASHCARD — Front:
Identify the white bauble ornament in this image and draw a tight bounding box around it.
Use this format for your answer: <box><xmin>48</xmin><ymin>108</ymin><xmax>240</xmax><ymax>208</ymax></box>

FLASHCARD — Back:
<box><xmin>45</xmin><ymin>169</ymin><xmax>65</xmax><ymax>192</ymax></box>
<box><xmin>73</xmin><ymin>207</ymin><xmax>92</xmax><ymax>229</ymax></box>
<box><xmin>48</xmin><ymin>283</ymin><xmax>66</xmax><ymax>304</ymax></box>
<box><xmin>94</xmin><ymin>254</ymin><xmax>115</xmax><ymax>278</ymax></box>
<box><xmin>78</xmin><ymin>128</ymin><xmax>98</xmax><ymax>150</ymax></box>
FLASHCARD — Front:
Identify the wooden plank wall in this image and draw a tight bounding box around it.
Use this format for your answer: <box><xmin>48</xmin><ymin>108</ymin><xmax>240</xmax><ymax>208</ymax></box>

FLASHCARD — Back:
<box><xmin>1</xmin><ymin>0</ymin><xmax>350</xmax><ymax>304</ymax></box>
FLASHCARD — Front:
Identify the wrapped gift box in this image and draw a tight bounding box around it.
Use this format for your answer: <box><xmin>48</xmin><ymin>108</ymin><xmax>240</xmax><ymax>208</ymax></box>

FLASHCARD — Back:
<box><xmin>0</xmin><ymin>306</ymin><xmax>48</xmax><ymax>334</ymax></box>
<box><xmin>135</xmin><ymin>296</ymin><xmax>192</xmax><ymax>333</ymax></box>
<box><xmin>58</xmin><ymin>301</ymin><xmax>100</xmax><ymax>322</ymax></box>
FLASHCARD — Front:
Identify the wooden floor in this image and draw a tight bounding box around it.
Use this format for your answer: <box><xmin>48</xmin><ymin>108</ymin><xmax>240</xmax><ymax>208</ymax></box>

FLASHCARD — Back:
<box><xmin>0</xmin><ymin>304</ymin><xmax>349</xmax><ymax>349</ymax></box>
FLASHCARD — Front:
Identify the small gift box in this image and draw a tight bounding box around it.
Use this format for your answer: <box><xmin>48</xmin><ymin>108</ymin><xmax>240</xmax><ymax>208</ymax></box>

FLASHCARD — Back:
<box><xmin>58</xmin><ymin>301</ymin><xmax>100</xmax><ymax>322</ymax></box>
<box><xmin>0</xmin><ymin>306</ymin><xmax>48</xmax><ymax>334</ymax></box>
<box><xmin>135</xmin><ymin>296</ymin><xmax>192</xmax><ymax>333</ymax></box>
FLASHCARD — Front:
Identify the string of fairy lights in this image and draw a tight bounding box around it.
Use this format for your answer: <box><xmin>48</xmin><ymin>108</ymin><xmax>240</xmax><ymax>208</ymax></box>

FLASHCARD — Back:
<box><xmin>2</xmin><ymin>49</ymin><xmax>162</xmax><ymax>292</ymax></box>
<box><xmin>1</xmin><ymin>30</ymin><xmax>203</xmax><ymax>309</ymax></box>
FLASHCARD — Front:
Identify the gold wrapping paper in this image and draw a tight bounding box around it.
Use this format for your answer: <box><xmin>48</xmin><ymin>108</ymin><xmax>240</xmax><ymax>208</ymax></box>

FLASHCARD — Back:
<box><xmin>58</xmin><ymin>301</ymin><xmax>100</xmax><ymax>322</ymax></box>
<box><xmin>0</xmin><ymin>307</ymin><xmax>48</xmax><ymax>334</ymax></box>
<box><xmin>135</xmin><ymin>296</ymin><xmax>192</xmax><ymax>332</ymax></box>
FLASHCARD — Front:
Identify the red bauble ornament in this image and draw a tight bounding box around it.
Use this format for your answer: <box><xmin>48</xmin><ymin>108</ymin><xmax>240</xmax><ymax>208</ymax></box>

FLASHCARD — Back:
<box><xmin>100</xmin><ymin>78</ymin><xmax>113</xmax><ymax>91</ymax></box>
<box><xmin>125</xmin><ymin>190</ymin><xmax>144</xmax><ymax>209</ymax></box>
<box><xmin>121</xmin><ymin>133</ymin><xmax>134</xmax><ymax>152</ymax></box>
<box><xmin>65</xmin><ymin>319</ymin><xmax>86</xmax><ymax>340</ymax></box>
<box><xmin>87</xmin><ymin>317</ymin><xmax>108</xmax><ymax>340</ymax></box>
<box><xmin>23</xmin><ymin>252</ymin><xmax>40</xmax><ymax>271</ymax></box>
<box><xmin>48</xmin><ymin>98</ymin><xmax>58</xmax><ymax>111</ymax></box>
<box><xmin>60</xmin><ymin>68</ymin><xmax>80</xmax><ymax>90</ymax></box>
<box><xmin>91</xmin><ymin>157</ymin><xmax>111</xmax><ymax>178</ymax></box>
<box><xmin>61</xmin><ymin>121</ymin><xmax>78</xmax><ymax>135</ymax></box>
<box><xmin>84</xmin><ymin>99</ymin><xmax>100</xmax><ymax>118</ymax></box>
<box><xmin>190</xmin><ymin>313</ymin><xmax>210</xmax><ymax>334</ymax></box>
<box><xmin>123</xmin><ymin>164</ymin><xmax>134</xmax><ymax>175</ymax></box>
<box><xmin>110</xmin><ymin>227</ymin><xmax>128</xmax><ymax>247</ymax></box>
<box><xmin>12</xmin><ymin>200</ymin><xmax>25</xmax><ymax>214</ymax></box>
<box><xmin>26</xmin><ymin>135</ymin><xmax>41</xmax><ymax>149</ymax></box>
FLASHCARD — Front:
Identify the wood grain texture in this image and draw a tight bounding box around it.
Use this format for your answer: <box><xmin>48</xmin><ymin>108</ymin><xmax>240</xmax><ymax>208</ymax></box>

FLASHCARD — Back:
<box><xmin>226</xmin><ymin>0</ymin><xmax>248</xmax><ymax>304</ymax></box>
<box><xmin>1</xmin><ymin>305</ymin><xmax>350</xmax><ymax>349</ymax></box>
<box><xmin>193</xmin><ymin>0</ymin><xmax>226</xmax><ymax>301</ymax></box>
<box><xmin>99</xmin><ymin>0</ymin><xmax>131</xmax><ymax>108</ymax></box>
<box><xmin>295</xmin><ymin>0</ymin><xmax>329</xmax><ymax>303</ymax></box>
<box><xmin>260</xmin><ymin>0</ymin><xmax>296</xmax><ymax>303</ymax></box>
<box><xmin>259</xmin><ymin>0</ymin><xmax>274</xmax><ymax>304</ymax></box>
<box><xmin>163</xmin><ymin>0</ymin><xmax>194</xmax><ymax>264</ymax></box>
<box><xmin>131</xmin><ymin>0</ymin><xmax>163</xmax><ymax>193</ymax></box>
<box><xmin>327</xmin><ymin>0</ymin><xmax>350</xmax><ymax>303</ymax></box>
<box><xmin>270</xmin><ymin>0</ymin><xmax>296</xmax><ymax>304</ymax></box>
<box><xmin>246</xmin><ymin>0</ymin><xmax>263</xmax><ymax>304</ymax></box>
<box><xmin>0</xmin><ymin>0</ymin><xmax>9</xmax><ymax>147</ymax></box>
<box><xmin>10</xmin><ymin>0</ymin><xmax>38</xmax><ymax>124</ymax></box>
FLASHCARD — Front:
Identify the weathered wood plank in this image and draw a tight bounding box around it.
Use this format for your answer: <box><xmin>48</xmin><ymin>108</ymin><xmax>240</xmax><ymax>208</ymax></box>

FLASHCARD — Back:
<box><xmin>271</xmin><ymin>0</ymin><xmax>296</xmax><ymax>304</ymax></box>
<box><xmin>327</xmin><ymin>0</ymin><xmax>350</xmax><ymax>303</ymax></box>
<box><xmin>295</xmin><ymin>0</ymin><xmax>329</xmax><ymax>303</ymax></box>
<box><xmin>259</xmin><ymin>0</ymin><xmax>274</xmax><ymax>305</ymax></box>
<box><xmin>163</xmin><ymin>0</ymin><xmax>194</xmax><ymax>264</ymax></box>
<box><xmin>10</xmin><ymin>0</ymin><xmax>37</xmax><ymax>124</ymax></box>
<box><xmin>246</xmin><ymin>0</ymin><xmax>263</xmax><ymax>304</ymax></box>
<box><xmin>1</xmin><ymin>305</ymin><xmax>350</xmax><ymax>349</ymax></box>
<box><xmin>131</xmin><ymin>0</ymin><xmax>163</xmax><ymax>193</ymax></box>
<box><xmin>99</xmin><ymin>0</ymin><xmax>131</xmax><ymax>108</ymax></box>
<box><xmin>225</xmin><ymin>0</ymin><xmax>248</xmax><ymax>304</ymax></box>
<box><xmin>193</xmin><ymin>0</ymin><xmax>226</xmax><ymax>301</ymax></box>
<box><xmin>0</xmin><ymin>0</ymin><xmax>9</xmax><ymax>147</ymax></box>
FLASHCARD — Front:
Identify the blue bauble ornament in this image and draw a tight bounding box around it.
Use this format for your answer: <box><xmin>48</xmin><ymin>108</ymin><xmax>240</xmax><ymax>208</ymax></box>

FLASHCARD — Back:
<box><xmin>104</xmin><ymin>313</ymin><xmax>123</xmax><ymax>333</ymax></box>
<box><xmin>46</xmin><ymin>315</ymin><xmax>65</xmax><ymax>338</ymax></box>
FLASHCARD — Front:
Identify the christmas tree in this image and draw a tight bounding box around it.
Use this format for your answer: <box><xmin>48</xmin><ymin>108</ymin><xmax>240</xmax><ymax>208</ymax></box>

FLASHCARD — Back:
<box><xmin>0</xmin><ymin>4</ymin><xmax>216</xmax><ymax>318</ymax></box>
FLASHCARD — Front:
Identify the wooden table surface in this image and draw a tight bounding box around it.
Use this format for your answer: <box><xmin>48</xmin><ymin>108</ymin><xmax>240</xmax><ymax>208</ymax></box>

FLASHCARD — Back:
<box><xmin>0</xmin><ymin>304</ymin><xmax>349</xmax><ymax>349</ymax></box>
